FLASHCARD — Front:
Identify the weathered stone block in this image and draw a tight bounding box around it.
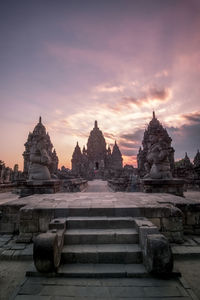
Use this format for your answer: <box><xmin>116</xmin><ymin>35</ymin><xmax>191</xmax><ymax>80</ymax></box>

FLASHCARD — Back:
<box><xmin>149</xmin><ymin>218</ymin><xmax>161</xmax><ymax>228</ymax></box>
<box><xmin>183</xmin><ymin>225</ymin><xmax>194</xmax><ymax>235</ymax></box>
<box><xmin>20</xmin><ymin>219</ymin><xmax>38</xmax><ymax>233</ymax></box>
<box><xmin>16</xmin><ymin>233</ymin><xmax>33</xmax><ymax>243</ymax></box>
<box><xmin>20</xmin><ymin>208</ymin><xmax>33</xmax><ymax>220</ymax></box>
<box><xmin>162</xmin><ymin>231</ymin><xmax>184</xmax><ymax>244</ymax></box>
<box><xmin>134</xmin><ymin>217</ymin><xmax>154</xmax><ymax>230</ymax></box>
<box><xmin>39</xmin><ymin>217</ymin><xmax>50</xmax><ymax>232</ymax></box>
<box><xmin>194</xmin><ymin>228</ymin><xmax>200</xmax><ymax>234</ymax></box>
<box><xmin>139</xmin><ymin>226</ymin><xmax>159</xmax><ymax>250</ymax></box>
<box><xmin>141</xmin><ymin>179</ymin><xmax>184</xmax><ymax>197</ymax></box>
<box><xmin>49</xmin><ymin>218</ymin><xmax>66</xmax><ymax>230</ymax></box>
<box><xmin>161</xmin><ymin>217</ymin><xmax>183</xmax><ymax>232</ymax></box>
<box><xmin>0</xmin><ymin>222</ymin><xmax>15</xmax><ymax>233</ymax></box>
<box><xmin>186</xmin><ymin>212</ymin><xmax>200</xmax><ymax>226</ymax></box>
<box><xmin>33</xmin><ymin>208</ymin><xmax>55</xmax><ymax>220</ymax></box>
<box><xmin>144</xmin><ymin>234</ymin><xmax>173</xmax><ymax>275</ymax></box>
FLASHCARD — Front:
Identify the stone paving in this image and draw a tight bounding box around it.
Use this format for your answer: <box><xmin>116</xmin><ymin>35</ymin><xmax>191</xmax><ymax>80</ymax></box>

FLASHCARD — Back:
<box><xmin>10</xmin><ymin>277</ymin><xmax>198</xmax><ymax>300</ymax></box>
<box><xmin>1</xmin><ymin>191</ymin><xmax>198</xmax><ymax>210</ymax></box>
<box><xmin>0</xmin><ymin>234</ymin><xmax>33</xmax><ymax>260</ymax></box>
<box><xmin>83</xmin><ymin>180</ymin><xmax>113</xmax><ymax>192</ymax></box>
<box><xmin>0</xmin><ymin>192</ymin><xmax>18</xmax><ymax>205</ymax></box>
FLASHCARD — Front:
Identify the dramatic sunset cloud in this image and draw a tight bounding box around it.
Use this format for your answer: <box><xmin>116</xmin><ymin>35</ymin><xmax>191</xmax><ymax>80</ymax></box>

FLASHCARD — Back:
<box><xmin>0</xmin><ymin>0</ymin><xmax>200</xmax><ymax>169</ymax></box>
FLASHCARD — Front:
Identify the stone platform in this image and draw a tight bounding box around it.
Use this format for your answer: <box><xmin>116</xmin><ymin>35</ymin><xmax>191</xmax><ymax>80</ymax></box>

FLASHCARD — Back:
<box><xmin>19</xmin><ymin>179</ymin><xmax>61</xmax><ymax>197</ymax></box>
<box><xmin>1</xmin><ymin>191</ymin><xmax>200</xmax><ymax>242</ymax></box>
<box><xmin>141</xmin><ymin>179</ymin><xmax>185</xmax><ymax>197</ymax></box>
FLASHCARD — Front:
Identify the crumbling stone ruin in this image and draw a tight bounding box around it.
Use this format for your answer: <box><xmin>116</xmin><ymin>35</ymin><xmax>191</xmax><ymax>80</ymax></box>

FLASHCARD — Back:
<box><xmin>174</xmin><ymin>150</ymin><xmax>200</xmax><ymax>189</ymax></box>
<box><xmin>0</xmin><ymin>160</ymin><xmax>23</xmax><ymax>192</ymax></box>
<box><xmin>71</xmin><ymin>121</ymin><xmax>123</xmax><ymax>179</ymax></box>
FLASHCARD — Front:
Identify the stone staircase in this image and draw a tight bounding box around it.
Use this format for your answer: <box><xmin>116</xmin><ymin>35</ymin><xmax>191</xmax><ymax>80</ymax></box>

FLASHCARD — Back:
<box><xmin>58</xmin><ymin>216</ymin><xmax>148</xmax><ymax>278</ymax></box>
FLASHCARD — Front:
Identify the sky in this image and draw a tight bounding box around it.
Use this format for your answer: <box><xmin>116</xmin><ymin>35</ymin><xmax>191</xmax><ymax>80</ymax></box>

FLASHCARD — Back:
<box><xmin>0</xmin><ymin>0</ymin><xmax>200</xmax><ymax>170</ymax></box>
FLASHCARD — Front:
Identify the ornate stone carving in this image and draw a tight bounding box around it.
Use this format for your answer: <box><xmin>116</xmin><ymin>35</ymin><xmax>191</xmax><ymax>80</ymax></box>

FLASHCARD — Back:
<box><xmin>137</xmin><ymin>112</ymin><xmax>174</xmax><ymax>178</ymax></box>
<box><xmin>23</xmin><ymin>117</ymin><xmax>59</xmax><ymax>179</ymax></box>
<box><xmin>145</xmin><ymin>139</ymin><xmax>172</xmax><ymax>179</ymax></box>
<box><xmin>139</xmin><ymin>112</ymin><xmax>184</xmax><ymax>196</ymax></box>
<box><xmin>28</xmin><ymin>137</ymin><xmax>51</xmax><ymax>180</ymax></box>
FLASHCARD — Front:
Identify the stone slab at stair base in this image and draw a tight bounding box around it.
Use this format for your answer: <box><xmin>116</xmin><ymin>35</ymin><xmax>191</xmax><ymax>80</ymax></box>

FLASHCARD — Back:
<box><xmin>26</xmin><ymin>263</ymin><xmax>149</xmax><ymax>278</ymax></box>
<box><xmin>19</xmin><ymin>179</ymin><xmax>61</xmax><ymax>197</ymax></box>
<box><xmin>141</xmin><ymin>179</ymin><xmax>185</xmax><ymax>197</ymax></box>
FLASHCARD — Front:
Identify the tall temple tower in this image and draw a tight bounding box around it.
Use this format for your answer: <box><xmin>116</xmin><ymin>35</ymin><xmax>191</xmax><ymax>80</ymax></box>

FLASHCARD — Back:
<box><xmin>23</xmin><ymin>117</ymin><xmax>59</xmax><ymax>178</ymax></box>
<box><xmin>71</xmin><ymin>142</ymin><xmax>82</xmax><ymax>175</ymax></box>
<box><xmin>111</xmin><ymin>141</ymin><xmax>123</xmax><ymax>170</ymax></box>
<box><xmin>71</xmin><ymin>121</ymin><xmax>123</xmax><ymax>179</ymax></box>
<box><xmin>87</xmin><ymin>121</ymin><xmax>107</xmax><ymax>172</ymax></box>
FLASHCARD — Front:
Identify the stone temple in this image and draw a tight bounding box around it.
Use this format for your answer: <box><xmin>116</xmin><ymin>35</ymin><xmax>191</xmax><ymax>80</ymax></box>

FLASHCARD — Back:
<box><xmin>1</xmin><ymin>115</ymin><xmax>200</xmax><ymax>300</ymax></box>
<box><xmin>71</xmin><ymin>120</ymin><xmax>123</xmax><ymax>179</ymax></box>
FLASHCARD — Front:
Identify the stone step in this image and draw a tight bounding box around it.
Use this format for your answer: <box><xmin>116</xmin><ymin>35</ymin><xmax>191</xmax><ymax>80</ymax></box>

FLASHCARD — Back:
<box><xmin>61</xmin><ymin>244</ymin><xmax>142</xmax><ymax>264</ymax></box>
<box><xmin>64</xmin><ymin>228</ymin><xmax>139</xmax><ymax>245</ymax></box>
<box><xmin>66</xmin><ymin>216</ymin><xmax>135</xmax><ymax>229</ymax></box>
<box><xmin>26</xmin><ymin>263</ymin><xmax>149</xmax><ymax>278</ymax></box>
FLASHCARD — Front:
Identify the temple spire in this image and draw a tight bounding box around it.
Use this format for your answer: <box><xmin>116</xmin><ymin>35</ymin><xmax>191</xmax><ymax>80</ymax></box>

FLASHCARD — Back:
<box><xmin>94</xmin><ymin>120</ymin><xmax>98</xmax><ymax>128</ymax></box>
<box><xmin>153</xmin><ymin>111</ymin><xmax>155</xmax><ymax>119</ymax></box>
<box><xmin>39</xmin><ymin>116</ymin><xmax>42</xmax><ymax>123</ymax></box>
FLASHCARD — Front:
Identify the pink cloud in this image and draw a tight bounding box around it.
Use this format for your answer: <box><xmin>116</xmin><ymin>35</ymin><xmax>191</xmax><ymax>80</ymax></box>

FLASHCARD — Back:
<box><xmin>106</xmin><ymin>87</ymin><xmax>170</xmax><ymax>112</ymax></box>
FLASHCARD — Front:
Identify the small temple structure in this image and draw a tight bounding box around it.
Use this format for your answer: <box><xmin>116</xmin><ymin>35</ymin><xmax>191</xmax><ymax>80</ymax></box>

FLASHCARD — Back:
<box><xmin>71</xmin><ymin>121</ymin><xmax>123</xmax><ymax>179</ymax></box>
<box><xmin>174</xmin><ymin>150</ymin><xmax>200</xmax><ymax>188</ymax></box>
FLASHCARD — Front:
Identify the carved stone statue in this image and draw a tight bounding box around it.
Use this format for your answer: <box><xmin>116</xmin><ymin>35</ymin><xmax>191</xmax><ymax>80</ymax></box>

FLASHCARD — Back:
<box><xmin>145</xmin><ymin>139</ymin><xmax>172</xmax><ymax>179</ymax></box>
<box><xmin>23</xmin><ymin>117</ymin><xmax>59</xmax><ymax>179</ymax></box>
<box><xmin>137</xmin><ymin>111</ymin><xmax>175</xmax><ymax>177</ymax></box>
<box><xmin>20</xmin><ymin>118</ymin><xmax>61</xmax><ymax>197</ymax></box>
<box><xmin>139</xmin><ymin>112</ymin><xmax>184</xmax><ymax>196</ymax></box>
<box><xmin>28</xmin><ymin>137</ymin><xmax>51</xmax><ymax>180</ymax></box>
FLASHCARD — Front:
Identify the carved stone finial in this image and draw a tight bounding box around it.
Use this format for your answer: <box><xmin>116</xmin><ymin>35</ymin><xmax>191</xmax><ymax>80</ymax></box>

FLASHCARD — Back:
<box><xmin>153</xmin><ymin>111</ymin><xmax>155</xmax><ymax>119</ymax></box>
<box><xmin>39</xmin><ymin>116</ymin><xmax>42</xmax><ymax>123</ymax></box>
<box><xmin>94</xmin><ymin>120</ymin><xmax>98</xmax><ymax>128</ymax></box>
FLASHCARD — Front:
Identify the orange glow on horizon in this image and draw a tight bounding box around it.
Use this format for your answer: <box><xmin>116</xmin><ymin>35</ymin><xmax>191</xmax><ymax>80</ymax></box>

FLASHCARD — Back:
<box><xmin>123</xmin><ymin>155</ymin><xmax>137</xmax><ymax>168</ymax></box>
